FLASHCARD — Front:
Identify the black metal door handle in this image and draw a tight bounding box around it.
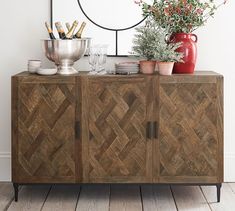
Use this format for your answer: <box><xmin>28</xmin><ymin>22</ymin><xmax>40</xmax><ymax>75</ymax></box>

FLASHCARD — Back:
<box><xmin>146</xmin><ymin>121</ymin><xmax>158</xmax><ymax>139</ymax></box>
<box><xmin>147</xmin><ymin>122</ymin><xmax>152</xmax><ymax>139</ymax></box>
<box><xmin>153</xmin><ymin>121</ymin><xmax>159</xmax><ymax>139</ymax></box>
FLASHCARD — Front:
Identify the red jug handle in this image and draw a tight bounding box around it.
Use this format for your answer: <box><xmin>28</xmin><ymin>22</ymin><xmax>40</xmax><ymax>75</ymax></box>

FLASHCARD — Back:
<box><xmin>165</xmin><ymin>34</ymin><xmax>176</xmax><ymax>43</ymax></box>
<box><xmin>191</xmin><ymin>34</ymin><xmax>198</xmax><ymax>43</ymax></box>
<box><xmin>165</xmin><ymin>34</ymin><xmax>170</xmax><ymax>43</ymax></box>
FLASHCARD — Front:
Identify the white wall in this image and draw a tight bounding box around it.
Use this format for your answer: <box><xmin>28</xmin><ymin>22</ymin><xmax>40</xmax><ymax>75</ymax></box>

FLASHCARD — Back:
<box><xmin>0</xmin><ymin>0</ymin><xmax>234</xmax><ymax>181</ymax></box>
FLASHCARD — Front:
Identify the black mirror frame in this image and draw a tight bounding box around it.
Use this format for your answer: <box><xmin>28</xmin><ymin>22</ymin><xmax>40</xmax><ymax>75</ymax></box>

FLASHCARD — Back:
<box><xmin>50</xmin><ymin>0</ymin><xmax>147</xmax><ymax>57</ymax></box>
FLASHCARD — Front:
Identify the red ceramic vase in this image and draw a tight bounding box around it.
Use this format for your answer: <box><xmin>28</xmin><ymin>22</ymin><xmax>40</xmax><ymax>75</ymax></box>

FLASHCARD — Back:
<box><xmin>170</xmin><ymin>33</ymin><xmax>198</xmax><ymax>74</ymax></box>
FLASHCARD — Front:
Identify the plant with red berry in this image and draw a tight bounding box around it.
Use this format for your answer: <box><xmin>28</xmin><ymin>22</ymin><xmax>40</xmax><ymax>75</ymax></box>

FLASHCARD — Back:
<box><xmin>136</xmin><ymin>0</ymin><xmax>227</xmax><ymax>33</ymax></box>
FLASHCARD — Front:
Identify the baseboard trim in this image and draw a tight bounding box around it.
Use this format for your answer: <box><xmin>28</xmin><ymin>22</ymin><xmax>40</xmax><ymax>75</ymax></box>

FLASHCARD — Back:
<box><xmin>0</xmin><ymin>152</ymin><xmax>11</xmax><ymax>182</ymax></box>
<box><xmin>0</xmin><ymin>152</ymin><xmax>235</xmax><ymax>182</ymax></box>
<box><xmin>224</xmin><ymin>153</ymin><xmax>235</xmax><ymax>182</ymax></box>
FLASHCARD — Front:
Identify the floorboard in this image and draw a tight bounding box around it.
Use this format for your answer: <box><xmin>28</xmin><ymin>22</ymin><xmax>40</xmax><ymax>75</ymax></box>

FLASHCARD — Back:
<box><xmin>7</xmin><ymin>185</ymin><xmax>51</xmax><ymax>211</ymax></box>
<box><xmin>76</xmin><ymin>184</ymin><xmax>110</xmax><ymax>211</ymax></box>
<box><xmin>171</xmin><ymin>185</ymin><xmax>211</xmax><ymax>211</ymax></box>
<box><xmin>141</xmin><ymin>185</ymin><xmax>177</xmax><ymax>211</ymax></box>
<box><xmin>41</xmin><ymin>185</ymin><xmax>80</xmax><ymax>211</ymax></box>
<box><xmin>110</xmin><ymin>185</ymin><xmax>142</xmax><ymax>211</ymax></box>
<box><xmin>0</xmin><ymin>183</ymin><xmax>14</xmax><ymax>211</ymax></box>
<box><xmin>1</xmin><ymin>183</ymin><xmax>235</xmax><ymax>210</ymax></box>
<box><xmin>201</xmin><ymin>183</ymin><xmax>235</xmax><ymax>211</ymax></box>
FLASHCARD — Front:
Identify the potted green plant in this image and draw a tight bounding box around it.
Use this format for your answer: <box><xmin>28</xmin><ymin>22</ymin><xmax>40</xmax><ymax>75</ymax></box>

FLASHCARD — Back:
<box><xmin>136</xmin><ymin>0</ymin><xmax>227</xmax><ymax>74</ymax></box>
<box><xmin>155</xmin><ymin>41</ymin><xmax>184</xmax><ymax>75</ymax></box>
<box><xmin>131</xmin><ymin>19</ymin><xmax>159</xmax><ymax>74</ymax></box>
<box><xmin>132</xmin><ymin>19</ymin><xmax>183</xmax><ymax>75</ymax></box>
<box><xmin>151</xmin><ymin>27</ymin><xmax>183</xmax><ymax>75</ymax></box>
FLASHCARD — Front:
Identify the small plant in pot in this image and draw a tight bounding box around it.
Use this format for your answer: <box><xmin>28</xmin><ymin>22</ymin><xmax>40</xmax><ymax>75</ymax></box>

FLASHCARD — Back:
<box><xmin>147</xmin><ymin>26</ymin><xmax>183</xmax><ymax>75</ymax></box>
<box><xmin>131</xmin><ymin>19</ymin><xmax>160</xmax><ymax>74</ymax></box>
<box><xmin>155</xmin><ymin>41</ymin><xmax>184</xmax><ymax>75</ymax></box>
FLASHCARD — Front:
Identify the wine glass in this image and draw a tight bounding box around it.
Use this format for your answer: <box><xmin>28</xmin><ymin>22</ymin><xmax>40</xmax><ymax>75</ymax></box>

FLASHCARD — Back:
<box><xmin>97</xmin><ymin>45</ymin><xmax>108</xmax><ymax>74</ymax></box>
<box><xmin>88</xmin><ymin>46</ymin><xmax>99</xmax><ymax>74</ymax></box>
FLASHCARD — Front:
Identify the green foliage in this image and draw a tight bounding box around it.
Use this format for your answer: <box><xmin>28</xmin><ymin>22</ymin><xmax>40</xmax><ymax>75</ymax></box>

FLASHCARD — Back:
<box><xmin>132</xmin><ymin>19</ymin><xmax>159</xmax><ymax>60</ymax></box>
<box><xmin>132</xmin><ymin>19</ymin><xmax>184</xmax><ymax>62</ymax></box>
<box><xmin>139</xmin><ymin>0</ymin><xmax>227</xmax><ymax>33</ymax></box>
<box><xmin>154</xmin><ymin>41</ymin><xmax>183</xmax><ymax>62</ymax></box>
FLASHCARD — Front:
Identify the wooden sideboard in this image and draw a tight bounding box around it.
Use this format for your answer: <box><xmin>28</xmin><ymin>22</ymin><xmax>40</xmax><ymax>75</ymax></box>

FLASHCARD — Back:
<box><xmin>12</xmin><ymin>71</ymin><xmax>224</xmax><ymax>202</ymax></box>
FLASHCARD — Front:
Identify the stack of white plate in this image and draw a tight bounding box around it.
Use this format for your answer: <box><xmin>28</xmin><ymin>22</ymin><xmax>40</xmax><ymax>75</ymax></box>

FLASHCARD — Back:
<box><xmin>28</xmin><ymin>60</ymin><xmax>41</xmax><ymax>73</ymax></box>
<box><xmin>115</xmin><ymin>62</ymin><xmax>140</xmax><ymax>74</ymax></box>
<box><xmin>37</xmin><ymin>68</ymin><xmax>57</xmax><ymax>76</ymax></box>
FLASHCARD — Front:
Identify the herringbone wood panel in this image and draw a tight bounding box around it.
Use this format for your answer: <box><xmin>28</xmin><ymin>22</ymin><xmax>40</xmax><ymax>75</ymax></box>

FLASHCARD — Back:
<box><xmin>12</xmin><ymin>72</ymin><xmax>223</xmax><ymax>185</ymax></box>
<box><xmin>86</xmin><ymin>79</ymin><xmax>150</xmax><ymax>181</ymax></box>
<box><xmin>17</xmin><ymin>83</ymin><xmax>76</xmax><ymax>182</ymax></box>
<box><xmin>159</xmin><ymin>83</ymin><xmax>218</xmax><ymax>178</ymax></box>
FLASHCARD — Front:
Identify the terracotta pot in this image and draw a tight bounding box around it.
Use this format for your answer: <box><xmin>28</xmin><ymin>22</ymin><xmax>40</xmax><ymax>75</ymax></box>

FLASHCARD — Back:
<box><xmin>139</xmin><ymin>60</ymin><xmax>156</xmax><ymax>74</ymax></box>
<box><xmin>158</xmin><ymin>62</ymin><xmax>174</xmax><ymax>75</ymax></box>
<box><xmin>155</xmin><ymin>62</ymin><xmax>159</xmax><ymax>72</ymax></box>
<box><xmin>170</xmin><ymin>33</ymin><xmax>198</xmax><ymax>74</ymax></box>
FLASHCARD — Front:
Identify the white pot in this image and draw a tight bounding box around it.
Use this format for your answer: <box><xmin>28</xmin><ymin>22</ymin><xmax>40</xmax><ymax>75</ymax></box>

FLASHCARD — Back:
<box><xmin>158</xmin><ymin>62</ymin><xmax>175</xmax><ymax>75</ymax></box>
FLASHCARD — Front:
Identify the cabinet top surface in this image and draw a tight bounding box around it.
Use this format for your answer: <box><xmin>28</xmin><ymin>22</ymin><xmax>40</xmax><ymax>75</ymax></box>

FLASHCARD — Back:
<box><xmin>13</xmin><ymin>71</ymin><xmax>222</xmax><ymax>78</ymax></box>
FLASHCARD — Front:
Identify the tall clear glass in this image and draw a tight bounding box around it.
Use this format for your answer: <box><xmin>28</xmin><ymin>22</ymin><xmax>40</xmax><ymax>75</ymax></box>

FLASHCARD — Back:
<box><xmin>88</xmin><ymin>46</ymin><xmax>99</xmax><ymax>74</ymax></box>
<box><xmin>97</xmin><ymin>45</ymin><xmax>108</xmax><ymax>73</ymax></box>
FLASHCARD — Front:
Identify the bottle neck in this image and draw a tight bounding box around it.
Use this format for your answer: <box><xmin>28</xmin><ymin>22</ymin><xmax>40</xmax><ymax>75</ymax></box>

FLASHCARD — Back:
<box><xmin>75</xmin><ymin>22</ymin><xmax>86</xmax><ymax>38</ymax></box>
<box><xmin>66</xmin><ymin>21</ymin><xmax>78</xmax><ymax>39</ymax></box>
<box><xmin>45</xmin><ymin>22</ymin><xmax>55</xmax><ymax>39</ymax></box>
<box><xmin>45</xmin><ymin>22</ymin><xmax>53</xmax><ymax>33</ymax></box>
<box><xmin>55</xmin><ymin>23</ymin><xmax>66</xmax><ymax>38</ymax></box>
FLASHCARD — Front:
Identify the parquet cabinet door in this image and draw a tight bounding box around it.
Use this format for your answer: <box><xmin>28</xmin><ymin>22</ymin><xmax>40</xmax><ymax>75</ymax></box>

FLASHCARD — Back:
<box><xmin>12</xmin><ymin>77</ymin><xmax>77</xmax><ymax>183</ymax></box>
<box><xmin>157</xmin><ymin>76</ymin><xmax>223</xmax><ymax>183</ymax></box>
<box><xmin>82</xmin><ymin>76</ymin><xmax>154</xmax><ymax>183</ymax></box>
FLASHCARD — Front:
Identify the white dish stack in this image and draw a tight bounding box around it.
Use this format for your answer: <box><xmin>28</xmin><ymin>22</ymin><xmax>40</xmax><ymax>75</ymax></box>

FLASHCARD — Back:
<box><xmin>37</xmin><ymin>68</ymin><xmax>57</xmax><ymax>76</ymax></box>
<box><xmin>115</xmin><ymin>62</ymin><xmax>140</xmax><ymax>75</ymax></box>
<box><xmin>28</xmin><ymin>60</ymin><xmax>42</xmax><ymax>73</ymax></box>
<box><xmin>27</xmin><ymin>60</ymin><xmax>57</xmax><ymax>75</ymax></box>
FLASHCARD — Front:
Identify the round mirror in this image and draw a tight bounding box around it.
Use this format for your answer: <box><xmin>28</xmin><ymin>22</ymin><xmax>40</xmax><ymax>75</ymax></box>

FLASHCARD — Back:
<box><xmin>78</xmin><ymin>0</ymin><xmax>145</xmax><ymax>31</ymax></box>
<box><xmin>53</xmin><ymin>0</ymin><xmax>152</xmax><ymax>55</ymax></box>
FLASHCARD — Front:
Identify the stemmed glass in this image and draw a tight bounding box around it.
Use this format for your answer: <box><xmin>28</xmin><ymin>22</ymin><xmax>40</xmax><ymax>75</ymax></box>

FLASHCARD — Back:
<box><xmin>88</xmin><ymin>45</ymin><xmax>108</xmax><ymax>75</ymax></box>
<box><xmin>88</xmin><ymin>46</ymin><xmax>99</xmax><ymax>75</ymax></box>
<box><xmin>97</xmin><ymin>45</ymin><xmax>108</xmax><ymax>74</ymax></box>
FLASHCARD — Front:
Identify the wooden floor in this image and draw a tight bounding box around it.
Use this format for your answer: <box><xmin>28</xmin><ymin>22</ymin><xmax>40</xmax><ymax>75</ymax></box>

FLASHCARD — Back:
<box><xmin>1</xmin><ymin>183</ymin><xmax>235</xmax><ymax>211</ymax></box>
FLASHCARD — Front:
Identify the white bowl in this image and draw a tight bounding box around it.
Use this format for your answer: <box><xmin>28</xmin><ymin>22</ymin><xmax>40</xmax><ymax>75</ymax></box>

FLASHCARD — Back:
<box><xmin>28</xmin><ymin>60</ymin><xmax>41</xmax><ymax>66</ymax></box>
<box><xmin>37</xmin><ymin>68</ymin><xmax>57</xmax><ymax>76</ymax></box>
<box><xmin>28</xmin><ymin>66</ymin><xmax>41</xmax><ymax>74</ymax></box>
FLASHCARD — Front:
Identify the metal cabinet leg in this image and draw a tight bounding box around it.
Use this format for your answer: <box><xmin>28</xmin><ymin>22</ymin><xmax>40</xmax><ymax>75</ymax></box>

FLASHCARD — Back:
<box><xmin>13</xmin><ymin>183</ymin><xmax>19</xmax><ymax>202</ymax></box>
<box><xmin>216</xmin><ymin>183</ymin><xmax>222</xmax><ymax>203</ymax></box>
